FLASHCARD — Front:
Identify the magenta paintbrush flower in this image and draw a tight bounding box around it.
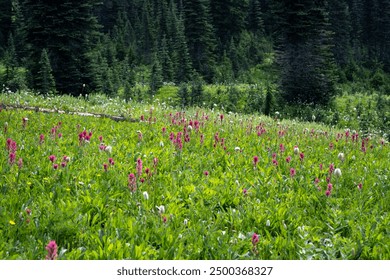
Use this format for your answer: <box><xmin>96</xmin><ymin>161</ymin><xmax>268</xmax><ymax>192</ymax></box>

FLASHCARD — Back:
<box><xmin>49</xmin><ymin>155</ymin><xmax>56</xmax><ymax>163</ymax></box>
<box><xmin>253</xmin><ymin>156</ymin><xmax>259</xmax><ymax>166</ymax></box>
<box><xmin>45</xmin><ymin>240</ymin><xmax>58</xmax><ymax>260</ymax></box>
<box><xmin>252</xmin><ymin>233</ymin><xmax>259</xmax><ymax>246</ymax></box>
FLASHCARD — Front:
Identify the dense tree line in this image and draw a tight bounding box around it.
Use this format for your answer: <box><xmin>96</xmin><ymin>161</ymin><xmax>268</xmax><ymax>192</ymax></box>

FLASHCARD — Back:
<box><xmin>0</xmin><ymin>0</ymin><xmax>389</xmax><ymax>105</ymax></box>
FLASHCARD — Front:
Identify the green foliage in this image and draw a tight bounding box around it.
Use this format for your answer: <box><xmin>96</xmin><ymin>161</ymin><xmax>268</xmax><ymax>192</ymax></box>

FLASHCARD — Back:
<box><xmin>0</xmin><ymin>91</ymin><xmax>389</xmax><ymax>260</ymax></box>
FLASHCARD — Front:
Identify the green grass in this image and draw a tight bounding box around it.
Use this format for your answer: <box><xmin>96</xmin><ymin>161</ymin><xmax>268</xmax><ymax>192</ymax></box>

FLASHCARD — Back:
<box><xmin>0</xmin><ymin>91</ymin><xmax>389</xmax><ymax>260</ymax></box>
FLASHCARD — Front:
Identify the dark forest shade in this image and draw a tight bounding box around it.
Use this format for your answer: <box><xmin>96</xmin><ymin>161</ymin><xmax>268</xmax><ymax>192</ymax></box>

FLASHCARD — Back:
<box><xmin>0</xmin><ymin>0</ymin><xmax>388</xmax><ymax>102</ymax></box>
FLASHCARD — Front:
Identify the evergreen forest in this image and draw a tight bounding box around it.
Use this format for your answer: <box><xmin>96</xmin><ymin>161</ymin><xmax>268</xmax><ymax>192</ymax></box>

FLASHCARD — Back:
<box><xmin>0</xmin><ymin>0</ymin><xmax>389</xmax><ymax>109</ymax></box>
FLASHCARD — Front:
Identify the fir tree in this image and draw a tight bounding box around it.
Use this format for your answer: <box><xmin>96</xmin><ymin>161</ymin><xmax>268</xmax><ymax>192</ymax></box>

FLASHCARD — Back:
<box><xmin>36</xmin><ymin>48</ymin><xmax>56</xmax><ymax>94</ymax></box>
<box><xmin>23</xmin><ymin>0</ymin><xmax>101</xmax><ymax>95</ymax></box>
<box><xmin>173</xmin><ymin>12</ymin><xmax>193</xmax><ymax>83</ymax></box>
<box><xmin>150</xmin><ymin>52</ymin><xmax>163</xmax><ymax>94</ymax></box>
<box><xmin>183</xmin><ymin>0</ymin><xmax>217</xmax><ymax>82</ymax></box>
<box><xmin>276</xmin><ymin>1</ymin><xmax>336</xmax><ymax>105</ymax></box>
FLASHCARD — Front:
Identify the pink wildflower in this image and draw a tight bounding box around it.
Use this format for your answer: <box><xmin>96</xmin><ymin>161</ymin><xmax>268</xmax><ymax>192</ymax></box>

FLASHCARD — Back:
<box><xmin>253</xmin><ymin>156</ymin><xmax>259</xmax><ymax>166</ymax></box>
<box><xmin>39</xmin><ymin>134</ymin><xmax>45</xmax><ymax>144</ymax></box>
<box><xmin>252</xmin><ymin>233</ymin><xmax>259</xmax><ymax>246</ymax></box>
<box><xmin>103</xmin><ymin>163</ymin><xmax>108</xmax><ymax>171</ymax></box>
<box><xmin>9</xmin><ymin>152</ymin><xmax>16</xmax><ymax>165</ymax></box>
<box><xmin>286</xmin><ymin>156</ymin><xmax>291</xmax><ymax>163</ymax></box>
<box><xmin>128</xmin><ymin>173</ymin><xmax>137</xmax><ymax>192</ymax></box>
<box><xmin>358</xmin><ymin>183</ymin><xmax>362</xmax><ymax>190</ymax></box>
<box><xmin>108</xmin><ymin>158</ymin><xmax>114</xmax><ymax>165</ymax></box>
<box><xmin>204</xmin><ymin>171</ymin><xmax>209</xmax><ymax>176</ymax></box>
<box><xmin>49</xmin><ymin>155</ymin><xmax>56</xmax><ymax>163</ymax></box>
<box><xmin>290</xmin><ymin>168</ymin><xmax>296</xmax><ymax>177</ymax></box>
<box><xmin>328</xmin><ymin>163</ymin><xmax>335</xmax><ymax>175</ymax></box>
<box><xmin>153</xmin><ymin>157</ymin><xmax>158</xmax><ymax>168</ymax></box>
<box><xmin>45</xmin><ymin>240</ymin><xmax>58</xmax><ymax>260</ymax></box>
<box><xmin>53</xmin><ymin>164</ymin><xmax>58</xmax><ymax>170</ymax></box>
<box><xmin>17</xmin><ymin>158</ymin><xmax>23</xmax><ymax>169</ymax></box>
<box><xmin>136</xmin><ymin>158</ymin><xmax>143</xmax><ymax>177</ymax></box>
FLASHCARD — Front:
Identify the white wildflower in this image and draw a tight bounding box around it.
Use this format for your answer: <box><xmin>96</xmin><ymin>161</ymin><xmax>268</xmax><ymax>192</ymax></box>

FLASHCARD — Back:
<box><xmin>184</xmin><ymin>219</ymin><xmax>188</xmax><ymax>226</ymax></box>
<box><xmin>266</xmin><ymin>220</ymin><xmax>271</xmax><ymax>227</ymax></box>
<box><xmin>334</xmin><ymin>168</ymin><xmax>342</xmax><ymax>177</ymax></box>
<box><xmin>238</xmin><ymin>233</ymin><xmax>246</xmax><ymax>240</ymax></box>
<box><xmin>156</xmin><ymin>205</ymin><xmax>165</xmax><ymax>214</ymax></box>
<box><xmin>143</xmin><ymin>191</ymin><xmax>149</xmax><ymax>200</ymax></box>
<box><xmin>294</xmin><ymin>146</ymin><xmax>299</xmax><ymax>155</ymax></box>
<box><xmin>338</xmin><ymin>152</ymin><xmax>345</xmax><ymax>162</ymax></box>
<box><xmin>105</xmin><ymin>145</ymin><xmax>112</xmax><ymax>153</ymax></box>
<box><xmin>235</xmin><ymin>147</ymin><xmax>240</xmax><ymax>152</ymax></box>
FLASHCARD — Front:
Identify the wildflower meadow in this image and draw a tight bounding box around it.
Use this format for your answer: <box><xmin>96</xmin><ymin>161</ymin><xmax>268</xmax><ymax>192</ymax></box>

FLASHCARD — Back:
<box><xmin>0</xmin><ymin>93</ymin><xmax>389</xmax><ymax>260</ymax></box>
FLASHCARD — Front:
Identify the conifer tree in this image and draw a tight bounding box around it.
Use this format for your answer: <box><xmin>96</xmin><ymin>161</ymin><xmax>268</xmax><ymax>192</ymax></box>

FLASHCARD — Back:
<box><xmin>23</xmin><ymin>0</ymin><xmax>101</xmax><ymax>95</ymax></box>
<box><xmin>36</xmin><ymin>48</ymin><xmax>56</xmax><ymax>94</ymax></box>
<box><xmin>150</xmin><ymin>52</ymin><xmax>163</xmax><ymax>94</ymax></box>
<box><xmin>276</xmin><ymin>0</ymin><xmax>336</xmax><ymax>105</ymax></box>
<box><xmin>183</xmin><ymin>0</ymin><xmax>217</xmax><ymax>82</ymax></box>
<box><xmin>247</xmin><ymin>0</ymin><xmax>264</xmax><ymax>35</ymax></box>
<box><xmin>173</xmin><ymin>12</ymin><xmax>193</xmax><ymax>83</ymax></box>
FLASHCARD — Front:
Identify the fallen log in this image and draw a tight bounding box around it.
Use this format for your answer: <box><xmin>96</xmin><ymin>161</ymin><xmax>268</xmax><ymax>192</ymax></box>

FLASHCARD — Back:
<box><xmin>0</xmin><ymin>103</ymin><xmax>138</xmax><ymax>122</ymax></box>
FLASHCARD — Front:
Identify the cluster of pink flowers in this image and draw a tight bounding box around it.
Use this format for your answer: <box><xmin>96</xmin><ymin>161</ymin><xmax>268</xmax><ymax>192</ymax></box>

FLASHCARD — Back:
<box><xmin>78</xmin><ymin>129</ymin><xmax>92</xmax><ymax>145</ymax></box>
<box><xmin>170</xmin><ymin>132</ymin><xmax>183</xmax><ymax>150</ymax></box>
<box><xmin>49</xmin><ymin>155</ymin><xmax>69</xmax><ymax>169</ymax></box>
<box><xmin>256</xmin><ymin>125</ymin><xmax>266</xmax><ymax>137</ymax></box>
<box><xmin>6</xmin><ymin>138</ymin><xmax>20</xmax><ymax>166</ymax></box>
<box><xmin>50</xmin><ymin>122</ymin><xmax>62</xmax><ymax>139</ymax></box>
<box><xmin>326</xmin><ymin>183</ymin><xmax>333</xmax><ymax>197</ymax></box>
<box><xmin>103</xmin><ymin>158</ymin><xmax>115</xmax><ymax>171</ymax></box>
